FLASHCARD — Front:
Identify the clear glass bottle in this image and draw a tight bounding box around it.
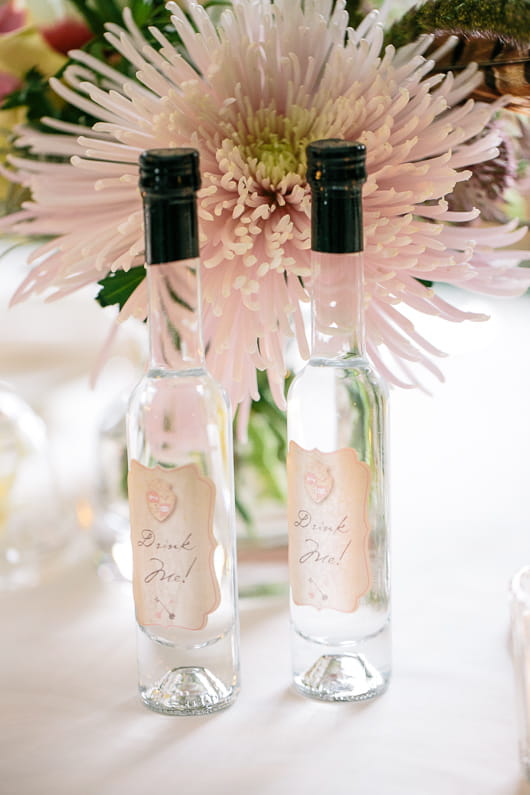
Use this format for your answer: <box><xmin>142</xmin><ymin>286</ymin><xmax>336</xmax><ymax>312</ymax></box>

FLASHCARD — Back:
<box><xmin>127</xmin><ymin>149</ymin><xmax>240</xmax><ymax>715</ymax></box>
<box><xmin>287</xmin><ymin>139</ymin><xmax>390</xmax><ymax>701</ymax></box>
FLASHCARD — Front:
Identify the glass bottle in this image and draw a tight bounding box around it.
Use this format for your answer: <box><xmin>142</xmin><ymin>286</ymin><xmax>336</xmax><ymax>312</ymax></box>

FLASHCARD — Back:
<box><xmin>127</xmin><ymin>148</ymin><xmax>240</xmax><ymax>715</ymax></box>
<box><xmin>287</xmin><ymin>139</ymin><xmax>390</xmax><ymax>701</ymax></box>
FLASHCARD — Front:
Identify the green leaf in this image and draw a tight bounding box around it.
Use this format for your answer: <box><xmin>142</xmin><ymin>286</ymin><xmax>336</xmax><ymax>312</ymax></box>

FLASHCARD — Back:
<box><xmin>345</xmin><ymin>0</ymin><xmax>369</xmax><ymax>28</ymax></box>
<box><xmin>67</xmin><ymin>0</ymin><xmax>106</xmax><ymax>34</ymax></box>
<box><xmin>1</xmin><ymin>68</ymin><xmax>58</xmax><ymax>121</ymax></box>
<box><xmin>130</xmin><ymin>0</ymin><xmax>156</xmax><ymax>27</ymax></box>
<box><xmin>96</xmin><ymin>266</ymin><xmax>146</xmax><ymax>310</ymax></box>
<box><xmin>249</xmin><ymin>370</ymin><xmax>292</xmax><ymax>458</ymax></box>
<box><xmin>92</xmin><ymin>0</ymin><xmax>124</xmax><ymax>26</ymax></box>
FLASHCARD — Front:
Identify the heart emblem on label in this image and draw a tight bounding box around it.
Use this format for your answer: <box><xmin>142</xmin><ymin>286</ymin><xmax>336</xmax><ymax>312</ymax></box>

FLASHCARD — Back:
<box><xmin>304</xmin><ymin>459</ymin><xmax>333</xmax><ymax>504</ymax></box>
<box><xmin>146</xmin><ymin>478</ymin><xmax>176</xmax><ymax>522</ymax></box>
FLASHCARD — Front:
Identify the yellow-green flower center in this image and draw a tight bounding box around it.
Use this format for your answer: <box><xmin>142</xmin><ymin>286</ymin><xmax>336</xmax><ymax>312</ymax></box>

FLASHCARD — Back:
<box><xmin>230</xmin><ymin>105</ymin><xmax>320</xmax><ymax>188</ymax></box>
<box><xmin>245</xmin><ymin>132</ymin><xmax>304</xmax><ymax>183</ymax></box>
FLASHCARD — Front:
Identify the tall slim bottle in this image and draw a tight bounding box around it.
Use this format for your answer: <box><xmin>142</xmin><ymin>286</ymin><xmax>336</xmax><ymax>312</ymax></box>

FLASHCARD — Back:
<box><xmin>287</xmin><ymin>139</ymin><xmax>390</xmax><ymax>701</ymax></box>
<box><xmin>127</xmin><ymin>148</ymin><xmax>240</xmax><ymax>715</ymax></box>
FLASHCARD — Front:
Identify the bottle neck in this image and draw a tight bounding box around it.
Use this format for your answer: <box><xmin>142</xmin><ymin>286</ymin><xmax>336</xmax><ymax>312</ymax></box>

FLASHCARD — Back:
<box><xmin>310</xmin><ymin>249</ymin><xmax>365</xmax><ymax>361</ymax></box>
<box><xmin>143</xmin><ymin>191</ymin><xmax>199</xmax><ymax>264</ymax></box>
<box><xmin>147</xmin><ymin>258</ymin><xmax>205</xmax><ymax>371</ymax></box>
<box><xmin>143</xmin><ymin>190</ymin><xmax>204</xmax><ymax>371</ymax></box>
<box><xmin>310</xmin><ymin>185</ymin><xmax>365</xmax><ymax>361</ymax></box>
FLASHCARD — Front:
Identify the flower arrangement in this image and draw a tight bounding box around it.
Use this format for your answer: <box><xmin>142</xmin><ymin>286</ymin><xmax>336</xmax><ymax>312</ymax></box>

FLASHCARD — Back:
<box><xmin>1</xmin><ymin>0</ymin><xmax>529</xmax><ymax>421</ymax></box>
<box><xmin>0</xmin><ymin>1</ymin><xmax>72</xmax><ymax>210</ymax></box>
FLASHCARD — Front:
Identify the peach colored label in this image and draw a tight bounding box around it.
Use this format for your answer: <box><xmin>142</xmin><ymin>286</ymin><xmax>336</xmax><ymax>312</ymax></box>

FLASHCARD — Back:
<box><xmin>128</xmin><ymin>461</ymin><xmax>220</xmax><ymax>631</ymax></box>
<box><xmin>287</xmin><ymin>442</ymin><xmax>372</xmax><ymax>612</ymax></box>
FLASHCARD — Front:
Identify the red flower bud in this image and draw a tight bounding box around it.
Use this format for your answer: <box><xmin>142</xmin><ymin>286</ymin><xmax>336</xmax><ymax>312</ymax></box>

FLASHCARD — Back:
<box><xmin>41</xmin><ymin>18</ymin><xmax>93</xmax><ymax>55</ymax></box>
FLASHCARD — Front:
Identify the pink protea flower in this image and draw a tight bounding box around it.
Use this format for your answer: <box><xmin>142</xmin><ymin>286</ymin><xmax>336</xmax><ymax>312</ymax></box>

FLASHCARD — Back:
<box><xmin>0</xmin><ymin>2</ymin><xmax>26</xmax><ymax>34</ymax></box>
<box><xmin>0</xmin><ymin>2</ymin><xmax>26</xmax><ymax>100</ymax></box>
<box><xmin>3</xmin><ymin>0</ymin><xmax>529</xmax><ymax>409</ymax></box>
<box><xmin>447</xmin><ymin>119</ymin><xmax>518</xmax><ymax>223</ymax></box>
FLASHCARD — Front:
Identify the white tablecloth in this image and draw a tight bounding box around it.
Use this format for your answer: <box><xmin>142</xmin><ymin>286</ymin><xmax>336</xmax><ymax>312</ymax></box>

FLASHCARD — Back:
<box><xmin>1</xmin><ymin>240</ymin><xmax>530</xmax><ymax>794</ymax></box>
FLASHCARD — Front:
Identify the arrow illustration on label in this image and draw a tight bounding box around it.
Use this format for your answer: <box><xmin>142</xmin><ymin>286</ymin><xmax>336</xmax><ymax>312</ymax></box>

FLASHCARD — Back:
<box><xmin>309</xmin><ymin>577</ymin><xmax>328</xmax><ymax>601</ymax></box>
<box><xmin>155</xmin><ymin>596</ymin><xmax>175</xmax><ymax>620</ymax></box>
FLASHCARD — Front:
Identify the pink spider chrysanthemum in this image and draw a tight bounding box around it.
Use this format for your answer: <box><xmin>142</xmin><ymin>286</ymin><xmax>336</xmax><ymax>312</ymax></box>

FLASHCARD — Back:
<box><xmin>2</xmin><ymin>0</ymin><xmax>529</xmax><ymax>410</ymax></box>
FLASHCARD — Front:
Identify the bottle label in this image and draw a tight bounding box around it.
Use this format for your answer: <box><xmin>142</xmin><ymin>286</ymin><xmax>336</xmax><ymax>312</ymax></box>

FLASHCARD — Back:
<box><xmin>287</xmin><ymin>441</ymin><xmax>372</xmax><ymax>612</ymax></box>
<box><xmin>128</xmin><ymin>460</ymin><xmax>220</xmax><ymax>631</ymax></box>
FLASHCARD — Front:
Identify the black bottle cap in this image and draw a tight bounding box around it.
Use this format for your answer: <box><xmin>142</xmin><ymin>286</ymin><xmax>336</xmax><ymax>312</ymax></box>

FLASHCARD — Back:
<box><xmin>139</xmin><ymin>148</ymin><xmax>201</xmax><ymax>194</ymax></box>
<box><xmin>306</xmin><ymin>139</ymin><xmax>366</xmax><ymax>254</ymax></box>
<box><xmin>307</xmin><ymin>139</ymin><xmax>366</xmax><ymax>186</ymax></box>
<box><xmin>139</xmin><ymin>148</ymin><xmax>200</xmax><ymax>263</ymax></box>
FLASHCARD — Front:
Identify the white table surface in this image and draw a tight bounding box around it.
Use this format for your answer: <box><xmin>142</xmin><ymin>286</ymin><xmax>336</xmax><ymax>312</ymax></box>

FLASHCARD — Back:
<box><xmin>1</xmin><ymin>239</ymin><xmax>530</xmax><ymax>795</ymax></box>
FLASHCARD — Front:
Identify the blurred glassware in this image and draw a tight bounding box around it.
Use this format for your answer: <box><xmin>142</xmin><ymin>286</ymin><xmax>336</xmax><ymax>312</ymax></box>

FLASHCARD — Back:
<box><xmin>0</xmin><ymin>383</ymin><xmax>74</xmax><ymax>588</ymax></box>
<box><xmin>91</xmin><ymin>392</ymin><xmax>132</xmax><ymax>582</ymax></box>
<box><xmin>510</xmin><ymin>565</ymin><xmax>530</xmax><ymax>781</ymax></box>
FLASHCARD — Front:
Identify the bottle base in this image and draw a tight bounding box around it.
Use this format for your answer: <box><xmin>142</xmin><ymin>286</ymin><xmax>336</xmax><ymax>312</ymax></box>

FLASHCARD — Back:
<box><xmin>140</xmin><ymin>666</ymin><xmax>237</xmax><ymax>716</ymax></box>
<box><xmin>293</xmin><ymin>653</ymin><xmax>389</xmax><ymax>702</ymax></box>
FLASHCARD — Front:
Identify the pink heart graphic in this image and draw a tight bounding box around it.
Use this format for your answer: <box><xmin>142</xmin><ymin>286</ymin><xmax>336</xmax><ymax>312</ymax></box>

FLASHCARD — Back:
<box><xmin>304</xmin><ymin>461</ymin><xmax>333</xmax><ymax>504</ymax></box>
<box><xmin>146</xmin><ymin>478</ymin><xmax>176</xmax><ymax>522</ymax></box>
